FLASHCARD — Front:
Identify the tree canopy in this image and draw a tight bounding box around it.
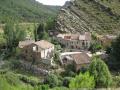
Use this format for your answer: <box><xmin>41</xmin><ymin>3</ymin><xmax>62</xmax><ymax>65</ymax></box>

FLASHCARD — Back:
<box><xmin>109</xmin><ymin>35</ymin><xmax>120</xmax><ymax>70</ymax></box>
<box><xmin>89</xmin><ymin>58</ymin><xmax>112</xmax><ymax>87</ymax></box>
<box><xmin>69</xmin><ymin>72</ymin><xmax>95</xmax><ymax>89</ymax></box>
<box><xmin>4</xmin><ymin>19</ymin><xmax>26</xmax><ymax>52</ymax></box>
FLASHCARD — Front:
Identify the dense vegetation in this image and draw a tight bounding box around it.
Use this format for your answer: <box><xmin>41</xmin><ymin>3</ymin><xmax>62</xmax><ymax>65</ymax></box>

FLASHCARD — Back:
<box><xmin>0</xmin><ymin>0</ymin><xmax>60</xmax><ymax>23</ymax></box>
<box><xmin>89</xmin><ymin>58</ymin><xmax>112</xmax><ymax>87</ymax></box>
<box><xmin>1</xmin><ymin>0</ymin><xmax>120</xmax><ymax>89</ymax></box>
<box><xmin>69</xmin><ymin>72</ymin><xmax>95</xmax><ymax>88</ymax></box>
<box><xmin>0</xmin><ymin>71</ymin><xmax>49</xmax><ymax>90</ymax></box>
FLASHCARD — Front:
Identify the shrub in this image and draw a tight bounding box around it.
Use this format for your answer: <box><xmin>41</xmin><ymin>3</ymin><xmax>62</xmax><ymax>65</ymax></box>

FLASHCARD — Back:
<box><xmin>44</xmin><ymin>74</ymin><xmax>61</xmax><ymax>88</ymax></box>
<box><xmin>69</xmin><ymin>72</ymin><xmax>95</xmax><ymax>89</ymax></box>
<box><xmin>63</xmin><ymin>77</ymin><xmax>72</xmax><ymax>87</ymax></box>
<box><xmin>112</xmin><ymin>75</ymin><xmax>120</xmax><ymax>87</ymax></box>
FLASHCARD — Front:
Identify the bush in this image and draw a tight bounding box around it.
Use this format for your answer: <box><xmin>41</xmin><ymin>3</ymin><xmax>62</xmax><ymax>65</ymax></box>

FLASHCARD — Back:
<box><xmin>89</xmin><ymin>41</ymin><xmax>102</xmax><ymax>53</ymax></box>
<box><xmin>63</xmin><ymin>64</ymin><xmax>76</xmax><ymax>77</ymax></box>
<box><xmin>18</xmin><ymin>74</ymin><xmax>40</xmax><ymax>86</ymax></box>
<box><xmin>51</xmin><ymin>87</ymin><xmax>69</xmax><ymax>90</ymax></box>
<box><xmin>44</xmin><ymin>74</ymin><xmax>62</xmax><ymax>88</ymax></box>
<box><xmin>4</xmin><ymin>72</ymin><xmax>22</xmax><ymax>86</ymax></box>
<box><xmin>0</xmin><ymin>71</ymin><xmax>42</xmax><ymax>90</ymax></box>
<box><xmin>69</xmin><ymin>72</ymin><xmax>95</xmax><ymax>89</ymax></box>
<box><xmin>112</xmin><ymin>75</ymin><xmax>120</xmax><ymax>88</ymax></box>
<box><xmin>63</xmin><ymin>77</ymin><xmax>72</xmax><ymax>87</ymax></box>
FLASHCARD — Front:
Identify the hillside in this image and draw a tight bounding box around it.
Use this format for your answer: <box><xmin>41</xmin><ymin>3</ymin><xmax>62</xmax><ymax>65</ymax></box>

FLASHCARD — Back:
<box><xmin>55</xmin><ymin>0</ymin><xmax>120</xmax><ymax>34</ymax></box>
<box><xmin>0</xmin><ymin>0</ymin><xmax>60</xmax><ymax>23</ymax></box>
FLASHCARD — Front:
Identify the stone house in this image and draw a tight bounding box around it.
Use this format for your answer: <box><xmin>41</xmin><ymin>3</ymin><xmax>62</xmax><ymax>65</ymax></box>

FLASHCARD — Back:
<box><xmin>71</xmin><ymin>53</ymin><xmax>90</xmax><ymax>71</ymax></box>
<box><xmin>56</xmin><ymin>32</ymin><xmax>91</xmax><ymax>50</ymax></box>
<box><xmin>97</xmin><ymin>35</ymin><xmax>117</xmax><ymax>48</ymax></box>
<box><xmin>61</xmin><ymin>52</ymin><xmax>91</xmax><ymax>71</ymax></box>
<box><xmin>19</xmin><ymin>40</ymin><xmax>54</xmax><ymax>65</ymax></box>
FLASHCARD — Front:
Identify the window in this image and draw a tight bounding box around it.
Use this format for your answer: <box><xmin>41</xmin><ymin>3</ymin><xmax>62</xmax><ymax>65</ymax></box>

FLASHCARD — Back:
<box><xmin>33</xmin><ymin>46</ymin><xmax>37</xmax><ymax>51</ymax></box>
<box><xmin>71</xmin><ymin>46</ymin><xmax>74</xmax><ymax>49</ymax></box>
<box><xmin>86</xmin><ymin>42</ymin><xmax>88</xmax><ymax>46</ymax></box>
<box><xmin>25</xmin><ymin>50</ymin><xmax>28</xmax><ymax>53</ymax></box>
<box><xmin>82</xmin><ymin>41</ymin><xmax>85</xmax><ymax>46</ymax></box>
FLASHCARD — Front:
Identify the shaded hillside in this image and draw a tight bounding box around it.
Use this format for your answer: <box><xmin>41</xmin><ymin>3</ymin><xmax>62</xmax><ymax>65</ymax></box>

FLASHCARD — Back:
<box><xmin>56</xmin><ymin>0</ymin><xmax>120</xmax><ymax>34</ymax></box>
<box><xmin>0</xmin><ymin>0</ymin><xmax>60</xmax><ymax>23</ymax></box>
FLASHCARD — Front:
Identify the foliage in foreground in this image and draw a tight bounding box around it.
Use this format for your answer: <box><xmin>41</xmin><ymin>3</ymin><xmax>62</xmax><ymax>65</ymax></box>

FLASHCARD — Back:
<box><xmin>89</xmin><ymin>58</ymin><xmax>112</xmax><ymax>87</ymax></box>
<box><xmin>69</xmin><ymin>72</ymin><xmax>95</xmax><ymax>89</ymax></box>
<box><xmin>0</xmin><ymin>71</ymin><xmax>49</xmax><ymax>90</ymax></box>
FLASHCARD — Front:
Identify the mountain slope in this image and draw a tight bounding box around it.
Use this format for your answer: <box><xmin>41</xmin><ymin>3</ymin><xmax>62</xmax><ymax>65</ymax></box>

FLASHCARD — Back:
<box><xmin>0</xmin><ymin>0</ymin><xmax>60</xmax><ymax>23</ymax></box>
<box><xmin>56</xmin><ymin>0</ymin><xmax>120</xmax><ymax>34</ymax></box>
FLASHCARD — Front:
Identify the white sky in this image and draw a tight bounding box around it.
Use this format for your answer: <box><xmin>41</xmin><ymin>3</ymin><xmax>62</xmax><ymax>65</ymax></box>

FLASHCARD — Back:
<box><xmin>36</xmin><ymin>0</ymin><xmax>70</xmax><ymax>6</ymax></box>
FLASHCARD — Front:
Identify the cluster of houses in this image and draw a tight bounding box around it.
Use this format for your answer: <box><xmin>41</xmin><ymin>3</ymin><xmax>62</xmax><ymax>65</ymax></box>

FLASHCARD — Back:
<box><xmin>18</xmin><ymin>32</ymin><xmax>117</xmax><ymax>72</ymax></box>
<box><xmin>56</xmin><ymin>32</ymin><xmax>91</xmax><ymax>50</ymax></box>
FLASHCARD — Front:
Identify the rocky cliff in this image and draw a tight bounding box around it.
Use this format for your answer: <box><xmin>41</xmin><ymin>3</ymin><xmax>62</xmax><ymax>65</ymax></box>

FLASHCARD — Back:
<box><xmin>56</xmin><ymin>0</ymin><xmax>120</xmax><ymax>34</ymax></box>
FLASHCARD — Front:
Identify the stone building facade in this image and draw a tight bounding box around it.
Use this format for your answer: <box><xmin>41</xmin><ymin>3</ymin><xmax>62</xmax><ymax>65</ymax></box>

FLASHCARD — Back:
<box><xmin>19</xmin><ymin>40</ymin><xmax>54</xmax><ymax>65</ymax></box>
<box><xmin>56</xmin><ymin>32</ymin><xmax>91</xmax><ymax>50</ymax></box>
<box><xmin>61</xmin><ymin>52</ymin><xmax>91</xmax><ymax>72</ymax></box>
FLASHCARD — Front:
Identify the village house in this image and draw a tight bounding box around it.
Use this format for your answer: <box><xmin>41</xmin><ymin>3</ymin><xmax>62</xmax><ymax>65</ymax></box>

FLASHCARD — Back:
<box><xmin>97</xmin><ymin>35</ymin><xmax>117</xmax><ymax>48</ymax></box>
<box><xmin>19</xmin><ymin>40</ymin><xmax>54</xmax><ymax>65</ymax></box>
<box><xmin>56</xmin><ymin>32</ymin><xmax>91</xmax><ymax>50</ymax></box>
<box><xmin>61</xmin><ymin>52</ymin><xmax>91</xmax><ymax>71</ymax></box>
<box><xmin>72</xmin><ymin>53</ymin><xmax>90</xmax><ymax>71</ymax></box>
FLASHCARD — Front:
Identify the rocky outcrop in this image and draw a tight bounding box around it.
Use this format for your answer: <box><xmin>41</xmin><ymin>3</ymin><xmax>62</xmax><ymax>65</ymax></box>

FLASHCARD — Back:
<box><xmin>55</xmin><ymin>0</ymin><xmax>120</xmax><ymax>34</ymax></box>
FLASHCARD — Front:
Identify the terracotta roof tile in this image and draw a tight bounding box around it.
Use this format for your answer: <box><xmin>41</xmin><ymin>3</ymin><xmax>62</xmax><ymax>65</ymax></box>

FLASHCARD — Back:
<box><xmin>19</xmin><ymin>40</ymin><xmax>35</xmax><ymax>48</ymax></box>
<box><xmin>71</xmin><ymin>53</ymin><xmax>90</xmax><ymax>65</ymax></box>
<box><xmin>35</xmin><ymin>40</ymin><xmax>54</xmax><ymax>49</ymax></box>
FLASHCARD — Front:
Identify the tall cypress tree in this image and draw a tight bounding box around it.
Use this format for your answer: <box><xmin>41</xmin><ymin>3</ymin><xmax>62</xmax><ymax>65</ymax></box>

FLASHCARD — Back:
<box><xmin>109</xmin><ymin>35</ymin><xmax>120</xmax><ymax>70</ymax></box>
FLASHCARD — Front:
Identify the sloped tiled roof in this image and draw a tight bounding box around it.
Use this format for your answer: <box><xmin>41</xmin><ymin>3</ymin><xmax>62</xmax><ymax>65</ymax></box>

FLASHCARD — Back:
<box><xmin>19</xmin><ymin>40</ymin><xmax>54</xmax><ymax>49</ymax></box>
<box><xmin>57</xmin><ymin>32</ymin><xmax>91</xmax><ymax>41</ymax></box>
<box><xmin>19</xmin><ymin>40</ymin><xmax>35</xmax><ymax>48</ymax></box>
<box><xmin>35</xmin><ymin>40</ymin><xmax>54</xmax><ymax>49</ymax></box>
<box><xmin>71</xmin><ymin>53</ymin><xmax>90</xmax><ymax>65</ymax></box>
<box><xmin>85</xmin><ymin>32</ymin><xmax>91</xmax><ymax>41</ymax></box>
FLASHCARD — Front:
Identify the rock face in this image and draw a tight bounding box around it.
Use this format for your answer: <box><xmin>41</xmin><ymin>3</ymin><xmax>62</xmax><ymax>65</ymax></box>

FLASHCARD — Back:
<box><xmin>56</xmin><ymin>0</ymin><xmax>120</xmax><ymax>34</ymax></box>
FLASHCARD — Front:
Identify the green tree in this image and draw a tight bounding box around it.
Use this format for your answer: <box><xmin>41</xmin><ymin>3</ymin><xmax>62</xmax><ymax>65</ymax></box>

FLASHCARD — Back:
<box><xmin>36</xmin><ymin>23</ymin><xmax>44</xmax><ymax>40</ymax></box>
<box><xmin>89</xmin><ymin>41</ymin><xmax>102</xmax><ymax>53</ymax></box>
<box><xmin>45</xmin><ymin>18</ymin><xmax>55</xmax><ymax>31</ymax></box>
<box><xmin>33</xmin><ymin>24</ymin><xmax>38</xmax><ymax>41</ymax></box>
<box><xmin>36</xmin><ymin>23</ymin><xmax>49</xmax><ymax>41</ymax></box>
<box><xmin>54</xmin><ymin>51</ymin><xmax>60</xmax><ymax>64</ymax></box>
<box><xmin>4</xmin><ymin>19</ymin><xmax>14</xmax><ymax>51</ymax></box>
<box><xmin>4</xmin><ymin>19</ymin><xmax>26</xmax><ymax>53</ymax></box>
<box><xmin>109</xmin><ymin>36</ymin><xmax>120</xmax><ymax>70</ymax></box>
<box><xmin>89</xmin><ymin>58</ymin><xmax>112</xmax><ymax>87</ymax></box>
<box><xmin>69</xmin><ymin>72</ymin><xmax>95</xmax><ymax>89</ymax></box>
